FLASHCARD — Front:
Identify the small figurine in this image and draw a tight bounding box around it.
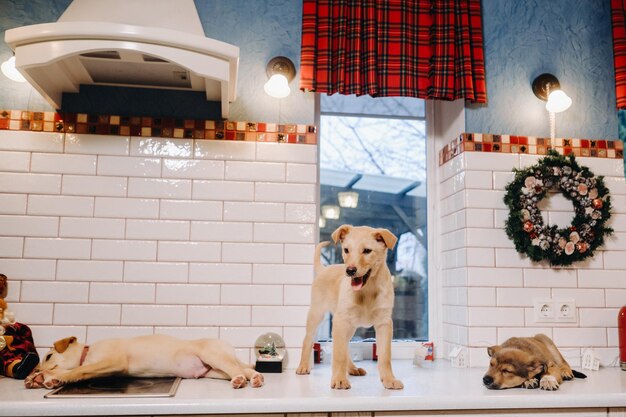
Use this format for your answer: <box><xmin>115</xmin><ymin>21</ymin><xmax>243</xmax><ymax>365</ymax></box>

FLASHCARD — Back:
<box><xmin>0</xmin><ymin>274</ymin><xmax>39</xmax><ymax>379</ymax></box>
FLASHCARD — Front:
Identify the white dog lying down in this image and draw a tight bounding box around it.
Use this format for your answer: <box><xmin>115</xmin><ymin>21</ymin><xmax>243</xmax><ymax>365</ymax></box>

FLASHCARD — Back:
<box><xmin>24</xmin><ymin>335</ymin><xmax>264</xmax><ymax>389</ymax></box>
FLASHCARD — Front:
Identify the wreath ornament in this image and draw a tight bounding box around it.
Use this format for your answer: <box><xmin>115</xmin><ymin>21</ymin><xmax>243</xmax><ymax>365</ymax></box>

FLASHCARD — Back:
<box><xmin>504</xmin><ymin>150</ymin><xmax>613</xmax><ymax>266</ymax></box>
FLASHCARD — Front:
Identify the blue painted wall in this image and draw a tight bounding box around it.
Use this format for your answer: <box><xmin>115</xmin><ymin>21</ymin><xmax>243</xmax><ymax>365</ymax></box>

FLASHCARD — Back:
<box><xmin>0</xmin><ymin>0</ymin><xmax>313</xmax><ymax>123</ymax></box>
<box><xmin>0</xmin><ymin>0</ymin><xmax>621</xmax><ymax>135</ymax></box>
<box><xmin>466</xmin><ymin>0</ymin><xmax>618</xmax><ymax>140</ymax></box>
<box><xmin>195</xmin><ymin>0</ymin><xmax>313</xmax><ymax>124</ymax></box>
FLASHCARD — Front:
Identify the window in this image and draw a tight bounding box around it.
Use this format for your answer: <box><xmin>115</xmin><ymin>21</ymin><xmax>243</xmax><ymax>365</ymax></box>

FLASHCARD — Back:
<box><xmin>317</xmin><ymin>94</ymin><xmax>428</xmax><ymax>342</ymax></box>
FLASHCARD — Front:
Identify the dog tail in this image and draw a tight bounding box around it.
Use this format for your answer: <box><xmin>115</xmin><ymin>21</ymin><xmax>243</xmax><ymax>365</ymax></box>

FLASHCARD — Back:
<box><xmin>572</xmin><ymin>369</ymin><xmax>587</xmax><ymax>379</ymax></box>
<box><xmin>314</xmin><ymin>241</ymin><xmax>330</xmax><ymax>275</ymax></box>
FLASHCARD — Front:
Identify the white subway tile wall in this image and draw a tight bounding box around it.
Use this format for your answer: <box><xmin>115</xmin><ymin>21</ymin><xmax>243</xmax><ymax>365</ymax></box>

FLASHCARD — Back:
<box><xmin>439</xmin><ymin>152</ymin><xmax>626</xmax><ymax>367</ymax></box>
<box><xmin>0</xmin><ymin>131</ymin><xmax>317</xmax><ymax>365</ymax></box>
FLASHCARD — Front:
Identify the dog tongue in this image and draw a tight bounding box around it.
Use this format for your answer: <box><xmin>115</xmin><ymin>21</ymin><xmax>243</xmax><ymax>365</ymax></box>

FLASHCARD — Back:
<box><xmin>351</xmin><ymin>276</ymin><xmax>363</xmax><ymax>290</ymax></box>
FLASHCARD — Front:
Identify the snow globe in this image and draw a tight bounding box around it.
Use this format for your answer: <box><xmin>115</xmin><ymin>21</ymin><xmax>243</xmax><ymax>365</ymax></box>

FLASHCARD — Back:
<box><xmin>254</xmin><ymin>332</ymin><xmax>285</xmax><ymax>373</ymax></box>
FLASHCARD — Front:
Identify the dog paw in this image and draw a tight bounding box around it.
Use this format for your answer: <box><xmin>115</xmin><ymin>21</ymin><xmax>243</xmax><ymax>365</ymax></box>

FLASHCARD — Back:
<box><xmin>250</xmin><ymin>372</ymin><xmax>264</xmax><ymax>388</ymax></box>
<box><xmin>561</xmin><ymin>368</ymin><xmax>574</xmax><ymax>380</ymax></box>
<box><xmin>43</xmin><ymin>377</ymin><xmax>62</xmax><ymax>389</ymax></box>
<box><xmin>540</xmin><ymin>375</ymin><xmax>559</xmax><ymax>390</ymax></box>
<box><xmin>382</xmin><ymin>378</ymin><xmax>404</xmax><ymax>390</ymax></box>
<box><xmin>295</xmin><ymin>364</ymin><xmax>311</xmax><ymax>375</ymax></box>
<box><xmin>230</xmin><ymin>375</ymin><xmax>248</xmax><ymax>389</ymax></box>
<box><xmin>24</xmin><ymin>371</ymin><xmax>45</xmax><ymax>389</ymax></box>
<box><xmin>330</xmin><ymin>376</ymin><xmax>351</xmax><ymax>389</ymax></box>
<box><xmin>348</xmin><ymin>366</ymin><xmax>366</xmax><ymax>376</ymax></box>
<box><xmin>523</xmin><ymin>378</ymin><xmax>539</xmax><ymax>389</ymax></box>
<box><xmin>32</xmin><ymin>370</ymin><xmax>63</xmax><ymax>389</ymax></box>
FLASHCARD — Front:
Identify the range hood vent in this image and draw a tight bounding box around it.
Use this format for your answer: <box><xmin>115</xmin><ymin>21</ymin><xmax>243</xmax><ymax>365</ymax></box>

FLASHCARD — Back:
<box><xmin>5</xmin><ymin>0</ymin><xmax>239</xmax><ymax>118</ymax></box>
<box><xmin>80</xmin><ymin>53</ymin><xmax>192</xmax><ymax>88</ymax></box>
<box><xmin>80</xmin><ymin>51</ymin><xmax>121</xmax><ymax>60</ymax></box>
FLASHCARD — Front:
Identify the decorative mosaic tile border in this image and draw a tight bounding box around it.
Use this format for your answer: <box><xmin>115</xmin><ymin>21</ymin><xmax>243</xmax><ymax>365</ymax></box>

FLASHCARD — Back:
<box><xmin>439</xmin><ymin>133</ymin><xmax>624</xmax><ymax>166</ymax></box>
<box><xmin>0</xmin><ymin>110</ymin><xmax>317</xmax><ymax>144</ymax></box>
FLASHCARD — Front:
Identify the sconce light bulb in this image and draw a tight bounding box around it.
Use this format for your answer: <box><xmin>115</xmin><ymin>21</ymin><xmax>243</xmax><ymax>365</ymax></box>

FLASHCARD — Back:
<box><xmin>264</xmin><ymin>74</ymin><xmax>291</xmax><ymax>98</ymax></box>
<box><xmin>545</xmin><ymin>90</ymin><xmax>572</xmax><ymax>113</ymax></box>
<box><xmin>1</xmin><ymin>56</ymin><xmax>26</xmax><ymax>83</ymax></box>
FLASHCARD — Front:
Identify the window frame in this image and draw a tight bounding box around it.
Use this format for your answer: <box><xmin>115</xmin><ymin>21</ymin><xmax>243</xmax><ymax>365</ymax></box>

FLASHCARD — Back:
<box><xmin>314</xmin><ymin>95</ymin><xmax>438</xmax><ymax>359</ymax></box>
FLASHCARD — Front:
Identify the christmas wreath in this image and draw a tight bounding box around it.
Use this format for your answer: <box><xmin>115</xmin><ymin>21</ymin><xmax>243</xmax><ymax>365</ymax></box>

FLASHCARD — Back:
<box><xmin>504</xmin><ymin>150</ymin><xmax>613</xmax><ymax>266</ymax></box>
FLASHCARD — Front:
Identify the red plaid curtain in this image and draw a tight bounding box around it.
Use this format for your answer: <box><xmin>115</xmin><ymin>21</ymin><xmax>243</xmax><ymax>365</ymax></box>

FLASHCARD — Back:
<box><xmin>300</xmin><ymin>0</ymin><xmax>487</xmax><ymax>103</ymax></box>
<box><xmin>612</xmin><ymin>0</ymin><xmax>626</xmax><ymax>109</ymax></box>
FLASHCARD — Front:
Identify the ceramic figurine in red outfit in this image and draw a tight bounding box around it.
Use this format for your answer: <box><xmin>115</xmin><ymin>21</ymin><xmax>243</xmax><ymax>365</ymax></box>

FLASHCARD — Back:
<box><xmin>0</xmin><ymin>274</ymin><xmax>39</xmax><ymax>379</ymax></box>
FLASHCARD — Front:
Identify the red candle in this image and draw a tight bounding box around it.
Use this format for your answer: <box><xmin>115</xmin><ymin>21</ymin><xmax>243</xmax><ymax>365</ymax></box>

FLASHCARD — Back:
<box><xmin>313</xmin><ymin>342</ymin><xmax>321</xmax><ymax>364</ymax></box>
<box><xmin>617</xmin><ymin>306</ymin><xmax>626</xmax><ymax>371</ymax></box>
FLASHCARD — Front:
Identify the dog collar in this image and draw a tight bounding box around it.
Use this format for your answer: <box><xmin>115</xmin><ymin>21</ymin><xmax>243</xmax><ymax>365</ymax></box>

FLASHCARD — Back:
<box><xmin>79</xmin><ymin>345</ymin><xmax>89</xmax><ymax>365</ymax></box>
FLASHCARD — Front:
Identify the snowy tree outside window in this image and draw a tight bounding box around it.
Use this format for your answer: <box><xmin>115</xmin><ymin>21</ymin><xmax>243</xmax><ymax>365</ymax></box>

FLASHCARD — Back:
<box><xmin>317</xmin><ymin>94</ymin><xmax>428</xmax><ymax>341</ymax></box>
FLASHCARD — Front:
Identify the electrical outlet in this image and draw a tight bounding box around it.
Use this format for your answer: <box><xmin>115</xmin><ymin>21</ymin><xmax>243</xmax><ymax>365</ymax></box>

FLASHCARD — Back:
<box><xmin>533</xmin><ymin>299</ymin><xmax>555</xmax><ymax>323</ymax></box>
<box><xmin>555</xmin><ymin>299</ymin><xmax>576</xmax><ymax>322</ymax></box>
<box><xmin>533</xmin><ymin>298</ymin><xmax>577</xmax><ymax>323</ymax></box>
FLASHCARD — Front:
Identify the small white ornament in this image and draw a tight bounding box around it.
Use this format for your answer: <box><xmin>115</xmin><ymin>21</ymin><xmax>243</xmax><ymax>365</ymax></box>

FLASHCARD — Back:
<box><xmin>581</xmin><ymin>348</ymin><xmax>600</xmax><ymax>371</ymax></box>
<box><xmin>524</xmin><ymin>176</ymin><xmax>537</xmax><ymax>188</ymax></box>
<box><xmin>448</xmin><ymin>346</ymin><xmax>467</xmax><ymax>368</ymax></box>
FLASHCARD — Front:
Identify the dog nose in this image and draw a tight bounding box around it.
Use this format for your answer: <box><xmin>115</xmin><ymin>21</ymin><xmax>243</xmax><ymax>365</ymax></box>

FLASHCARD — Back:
<box><xmin>482</xmin><ymin>375</ymin><xmax>493</xmax><ymax>386</ymax></box>
<box><xmin>346</xmin><ymin>267</ymin><xmax>357</xmax><ymax>276</ymax></box>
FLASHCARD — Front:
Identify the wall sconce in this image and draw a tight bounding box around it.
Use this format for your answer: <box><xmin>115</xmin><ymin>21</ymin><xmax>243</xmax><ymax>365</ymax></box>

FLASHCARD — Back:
<box><xmin>532</xmin><ymin>73</ymin><xmax>572</xmax><ymax>144</ymax></box>
<box><xmin>338</xmin><ymin>191</ymin><xmax>359</xmax><ymax>208</ymax></box>
<box><xmin>264</xmin><ymin>56</ymin><xmax>295</xmax><ymax>98</ymax></box>
<box><xmin>321</xmin><ymin>204</ymin><xmax>341</xmax><ymax>220</ymax></box>
<box><xmin>1</xmin><ymin>56</ymin><xmax>26</xmax><ymax>82</ymax></box>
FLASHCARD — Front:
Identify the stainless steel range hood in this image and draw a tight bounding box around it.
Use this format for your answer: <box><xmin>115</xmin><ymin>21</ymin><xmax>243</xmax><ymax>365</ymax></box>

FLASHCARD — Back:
<box><xmin>4</xmin><ymin>0</ymin><xmax>239</xmax><ymax>118</ymax></box>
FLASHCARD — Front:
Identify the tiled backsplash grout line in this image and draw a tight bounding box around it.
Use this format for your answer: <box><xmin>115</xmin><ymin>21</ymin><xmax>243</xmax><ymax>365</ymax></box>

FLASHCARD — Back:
<box><xmin>3</xmin><ymin>113</ymin><xmax>624</xmax><ymax>367</ymax></box>
<box><xmin>0</xmin><ymin>122</ymin><xmax>317</xmax><ymax>365</ymax></box>
<box><xmin>438</xmin><ymin>149</ymin><xmax>625</xmax><ymax>367</ymax></box>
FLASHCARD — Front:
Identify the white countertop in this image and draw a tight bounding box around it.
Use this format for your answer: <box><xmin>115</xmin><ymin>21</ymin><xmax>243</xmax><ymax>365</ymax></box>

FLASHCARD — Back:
<box><xmin>0</xmin><ymin>361</ymin><xmax>624</xmax><ymax>416</ymax></box>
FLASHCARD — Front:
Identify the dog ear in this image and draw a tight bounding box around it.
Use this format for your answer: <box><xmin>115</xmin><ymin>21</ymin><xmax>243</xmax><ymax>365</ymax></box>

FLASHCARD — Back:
<box><xmin>487</xmin><ymin>345</ymin><xmax>501</xmax><ymax>357</ymax></box>
<box><xmin>375</xmin><ymin>228</ymin><xmax>398</xmax><ymax>249</ymax></box>
<box><xmin>331</xmin><ymin>225</ymin><xmax>352</xmax><ymax>244</ymax></box>
<box><xmin>54</xmin><ymin>336</ymin><xmax>77</xmax><ymax>353</ymax></box>
<box><xmin>527</xmin><ymin>358</ymin><xmax>545</xmax><ymax>376</ymax></box>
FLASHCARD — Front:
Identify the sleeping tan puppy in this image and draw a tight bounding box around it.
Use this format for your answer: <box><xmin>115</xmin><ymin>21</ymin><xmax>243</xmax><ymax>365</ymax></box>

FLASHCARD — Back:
<box><xmin>24</xmin><ymin>334</ymin><xmax>264</xmax><ymax>389</ymax></box>
<box><xmin>483</xmin><ymin>333</ymin><xmax>586</xmax><ymax>390</ymax></box>
<box><xmin>296</xmin><ymin>224</ymin><xmax>403</xmax><ymax>390</ymax></box>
